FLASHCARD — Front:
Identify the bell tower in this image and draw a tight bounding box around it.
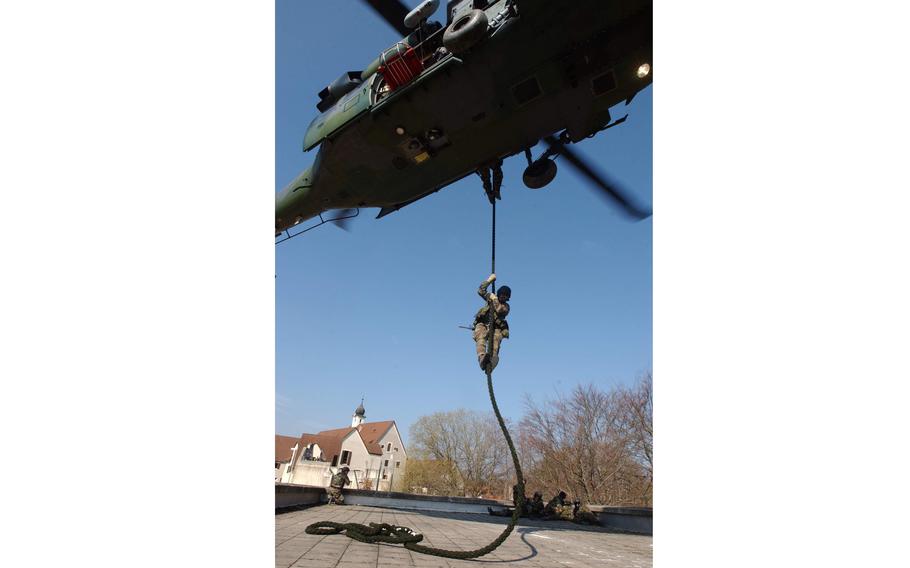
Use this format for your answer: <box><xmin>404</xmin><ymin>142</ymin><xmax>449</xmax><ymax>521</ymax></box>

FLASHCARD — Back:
<box><xmin>351</xmin><ymin>397</ymin><xmax>366</xmax><ymax>428</ymax></box>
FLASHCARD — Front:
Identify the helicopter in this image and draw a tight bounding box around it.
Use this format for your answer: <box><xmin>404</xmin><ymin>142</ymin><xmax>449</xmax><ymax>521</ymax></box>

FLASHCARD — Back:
<box><xmin>276</xmin><ymin>0</ymin><xmax>652</xmax><ymax>239</ymax></box>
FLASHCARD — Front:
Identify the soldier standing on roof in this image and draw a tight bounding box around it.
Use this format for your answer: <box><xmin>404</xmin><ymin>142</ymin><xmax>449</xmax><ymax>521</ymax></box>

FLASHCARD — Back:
<box><xmin>473</xmin><ymin>273</ymin><xmax>511</xmax><ymax>372</ymax></box>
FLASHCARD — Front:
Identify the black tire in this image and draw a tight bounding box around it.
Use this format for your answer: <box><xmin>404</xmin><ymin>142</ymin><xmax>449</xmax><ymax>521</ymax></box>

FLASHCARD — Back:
<box><xmin>443</xmin><ymin>9</ymin><xmax>489</xmax><ymax>54</ymax></box>
<box><xmin>522</xmin><ymin>159</ymin><xmax>558</xmax><ymax>189</ymax></box>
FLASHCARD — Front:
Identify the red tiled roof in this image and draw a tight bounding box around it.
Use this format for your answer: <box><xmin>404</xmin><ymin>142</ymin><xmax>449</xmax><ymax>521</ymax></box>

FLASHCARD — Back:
<box><xmin>299</xmin><ymin>432</ymin><xmax>346</xmax><ymax>462</ymax></box>
<box><xmin>275</xmin><ymin>421</ymin><xmax>399</xmax><ymax>465</ymax></box>
<box><xmin>356</xmin><ymin>421</ymin><xmax>396</xmax><ymax>455</ymax></box>
<box><xmin>275</xmin><ymin>435</ymin><xmax>299</xmax><ymax>463</ymax></box>
<box><xmin>317</xmin><ymin>426</ymin><xmax>356</xmax><ymax>438</ymax></box>
<box><xmin>313</xmin><ymin>426</ymin><xmax>361</xmax><ymax>460</ymax></box>
<box><xmin>315</xmin><ymin>421</ymin><xmax>396</xmax><ymax>456</ymax></box>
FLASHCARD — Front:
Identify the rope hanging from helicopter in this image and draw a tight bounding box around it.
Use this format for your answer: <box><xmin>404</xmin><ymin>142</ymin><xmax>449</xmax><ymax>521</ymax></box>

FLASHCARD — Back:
<box><xmin>304</xmin><ymin>168</ymin><xmax>527</xmax><ymax>560</ymax></box>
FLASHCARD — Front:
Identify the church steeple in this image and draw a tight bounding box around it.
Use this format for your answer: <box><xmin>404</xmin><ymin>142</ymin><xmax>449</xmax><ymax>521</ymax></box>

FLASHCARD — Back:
<box><xmin>351</xmin><ymin>397</ymin><xmax>366</xmax><ymax>428</ymax></box>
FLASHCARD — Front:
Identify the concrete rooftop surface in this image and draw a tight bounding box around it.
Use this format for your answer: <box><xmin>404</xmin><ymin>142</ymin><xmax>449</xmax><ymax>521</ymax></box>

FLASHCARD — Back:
<box><xmin>276</xmin><ymin>505</ymin><xmax>652</xmax><ymax>568</ymax></box>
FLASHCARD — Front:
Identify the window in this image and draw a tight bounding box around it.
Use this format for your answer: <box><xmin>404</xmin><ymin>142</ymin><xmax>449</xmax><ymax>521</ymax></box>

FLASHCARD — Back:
<box><xmin>331</xmin><ymin>455</ymin><xmax>338</xmax><ymax>467</ymax></box>
<box><xmin>341</xmin><ymin>450</ymin><xmax>351</xmax><ymax>465</ymax></box>
<box><xmin>387</xmin><ymin>443</ymin><xmax>392</xmax><ymax>451</ymax></box>
<box><xmin>394</xmin><ymin>447</ymin><xmax>398</xmax><ymax>452</ymax></box>
<box><xmin>591</xmin><ymin>70</ymin><xmax>617</xmax><ymax>96</ymax></box>
<box><xmin>384</xmin><ymin>459</ymin><xmax>389</xmax><ymax>467</ymax></box>
<box><xmin>395</xmin><ymin>461</ymin><xmax>400</xmax><ymax>468</ymax></box>
<box><xmin>512</xmin><ymin>76</ymin><xmax>542</xmax><ymax>105</ymax></box>
<box><xmin>382</xmin><ymin>472</ymin><xmax>388</xmax><ymax>479</ymax></box>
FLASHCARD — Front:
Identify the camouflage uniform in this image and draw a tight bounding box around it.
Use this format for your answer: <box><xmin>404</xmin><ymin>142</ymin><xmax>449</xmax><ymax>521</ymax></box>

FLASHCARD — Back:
<box><xmin>473</xmin><ymin>275</ymin><xmax>510</xmax><ymax>372</ymax></box>
<box><xmin>327</xmin><ymin>467</ymin><xmax>350</xmax><ymax>505</ymax></box>
<box><xmin>555</xmin><ymin>503</ymin><xmax>575</xmax><ymax>521</ymax></box>
<box><xmin>542</xmin><ymin>491</ymin><xmax>570</xmax><ymax>520</ymax></box>
<box><xmin>527</xmin><ymin>492</ymin><xmax>545</xmax><ymax>518</ymax></box>
<box><xmin>572</xmin><ymin>503</ymin><xmax>600</xmax><ymax>525</ymax></box>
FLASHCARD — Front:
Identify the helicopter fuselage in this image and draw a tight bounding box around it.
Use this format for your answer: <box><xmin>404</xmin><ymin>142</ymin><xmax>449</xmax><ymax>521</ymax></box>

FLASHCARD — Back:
<box><xmin>276</xmin><ymin>0</ymin><xmax>652</xmax><ymax>233</ymax></box>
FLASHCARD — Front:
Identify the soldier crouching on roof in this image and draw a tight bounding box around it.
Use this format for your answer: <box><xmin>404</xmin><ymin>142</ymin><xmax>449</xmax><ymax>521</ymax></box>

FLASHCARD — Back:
<box><xmin>527</xmin><ymin>492</ymin><xmax>545</xmax><ymax>518</ymax></box>
<box><xmin>473</xmin><ymin>273</ymin><xmax>511</xmax><ymax>372</ymax></box>
<box><xmin>327</xmin><ymin>466</ymin><xmax>350</xmax><ymax>505</ymax></box>
<box><xmin>571</xmin><ymin>501</ymin><xmax>600</xmax><ymax>525</ymax></box>
<box><xmin>542</xmin><ymin>490</ymin><xmax>570</xmax><ymax>520</ymax></box>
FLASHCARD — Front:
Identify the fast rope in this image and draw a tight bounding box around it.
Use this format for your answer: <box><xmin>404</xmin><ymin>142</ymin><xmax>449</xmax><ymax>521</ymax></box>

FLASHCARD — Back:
<box><xmin>305</xmin><ymin>189</ymin><xmax>526</xmax><ymax>560</ymax></box>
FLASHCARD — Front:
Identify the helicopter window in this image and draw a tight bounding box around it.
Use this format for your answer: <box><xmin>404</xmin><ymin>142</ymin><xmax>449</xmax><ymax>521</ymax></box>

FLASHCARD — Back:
<box><xmin>371</xmin><ymin>73</ymin><xmax>392</xmax><ymax>104</ymax></box>
<box><xmin>512</xmin><ymin>76</ymin><xmax>542</xmax><ymax>105</ymax></box>
<box><xmin>591</xmin><ymin>70</ymin><xmax>617</xmax><ymax>96</ymax></box>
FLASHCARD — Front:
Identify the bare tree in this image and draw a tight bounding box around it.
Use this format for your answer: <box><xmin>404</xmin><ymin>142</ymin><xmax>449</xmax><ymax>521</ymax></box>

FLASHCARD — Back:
<box><xmin>408</xmin><ymin>409</ymin><xmax>512</xmax><ymax>498</ymax></box>
<box><xmin>520</xmin><ymin>375</ymin><xmax>653</xmax><ymax>506</ymax></box>
<box><xmin>617</xmin><ymin>372</ymin><xmax>653</xmax><ymax>503</ymax></box>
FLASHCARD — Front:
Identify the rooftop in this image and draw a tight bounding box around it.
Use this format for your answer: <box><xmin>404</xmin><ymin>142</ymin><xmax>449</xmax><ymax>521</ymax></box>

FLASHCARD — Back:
<box><xmin>276</xmin><ymin>504</ymin><xmax>652</xmax><ymax>568</ymax></box>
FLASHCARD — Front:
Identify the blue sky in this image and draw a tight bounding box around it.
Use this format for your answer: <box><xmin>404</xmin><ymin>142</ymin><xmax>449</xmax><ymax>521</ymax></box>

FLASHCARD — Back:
<box><xmin>276</xmin><ymin>0</ymin><xmax>652</xmax><ymax>443</ymax></box>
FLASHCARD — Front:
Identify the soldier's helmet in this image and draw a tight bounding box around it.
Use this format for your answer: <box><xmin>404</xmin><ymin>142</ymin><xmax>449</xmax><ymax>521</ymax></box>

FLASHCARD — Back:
<box><xmin>497</xmin><ymin>286</ymin><xmax>511</xmax><ymax>301</ymax></box>
<box><xmin>341</xmin><ymin>466</ymin><xmax>350</xmax><ymax>472</ymax></box>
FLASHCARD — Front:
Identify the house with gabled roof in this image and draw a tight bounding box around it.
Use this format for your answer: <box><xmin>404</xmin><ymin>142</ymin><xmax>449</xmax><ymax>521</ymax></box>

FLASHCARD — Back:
<box><xmin>275</xmin><ymin>400</ymin><xmax>408</xmax><ymax>491</ymax></box>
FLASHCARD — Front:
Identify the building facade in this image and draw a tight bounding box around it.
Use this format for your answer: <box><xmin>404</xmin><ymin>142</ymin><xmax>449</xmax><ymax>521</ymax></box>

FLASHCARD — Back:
<box><xmin>276</xmin><ymin>401</ymin><xmax>408</xmax><ymax>491</ymax></box>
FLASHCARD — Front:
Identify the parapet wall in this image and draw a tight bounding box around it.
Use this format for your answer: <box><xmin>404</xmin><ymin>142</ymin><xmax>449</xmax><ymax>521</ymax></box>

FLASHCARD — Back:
<box><xmin>275</xmin><ymin>483</ymin><xmax>323</xmax><ymax>509</ymax></box>
<box><xmin>589</xmin><ymin>505</ymin><xmax>653</xmax><ymax>535</ymax></box>
<box><xmin>275</xmin><ymin>484</ymin><xmax>507</xmax><ymax>513</ymax></box>
<box><xmin>275</xmin><ymin>484</ymin><xmax>652</xmax><ymax>534</ymax></box>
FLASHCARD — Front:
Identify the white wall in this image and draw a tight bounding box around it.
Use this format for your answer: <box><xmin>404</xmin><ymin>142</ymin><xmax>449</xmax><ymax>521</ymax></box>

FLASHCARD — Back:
<box><xmin>278</xmin><ymin>441</ymin><xmax>334</xmax><ymax>485</ymax></box>
<box><xmin>375</xmin><ymin>424</ymin><xmax>408</xmax><ymax>491</ymax></box>
<box><xmin>286</xmin><ymin>461</ymin><xmax>332</xmax><ymax>487</ymax></box>
<box><xmin>333</xmin><ymin>430</ymin><xmax>375</xmax><ymax>489</ymax></box>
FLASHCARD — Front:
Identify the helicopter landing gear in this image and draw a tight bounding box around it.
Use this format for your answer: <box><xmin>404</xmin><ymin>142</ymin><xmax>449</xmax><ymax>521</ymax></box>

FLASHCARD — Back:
<box><xmin>521</xmin><ymin>146</ymin><xmax>557</xmax><ymax>189</ymax></box>
<box><xmin>522</xmin><ymin>159</ymin><xmax>557</xmax><ymax>189</ymax></box>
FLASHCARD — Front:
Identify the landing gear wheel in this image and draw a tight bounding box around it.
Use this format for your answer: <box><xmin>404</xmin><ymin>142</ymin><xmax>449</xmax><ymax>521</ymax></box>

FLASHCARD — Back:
<box><xmin>443</xmin><ymin>9</ymin><xmax>489</xmax><ymax>54</ymax></box>
<box><xmin>522</xmin><ymin>159</ymin><xmax>557</xmax><ymax>189</ymax></box>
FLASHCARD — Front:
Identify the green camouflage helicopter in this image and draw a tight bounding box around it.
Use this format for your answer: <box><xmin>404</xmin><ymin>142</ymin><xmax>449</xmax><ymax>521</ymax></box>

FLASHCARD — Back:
<box><xmin>276</xmin><ymin>0</ymin><xmax>652</xmax><ymax>239</ymax></box>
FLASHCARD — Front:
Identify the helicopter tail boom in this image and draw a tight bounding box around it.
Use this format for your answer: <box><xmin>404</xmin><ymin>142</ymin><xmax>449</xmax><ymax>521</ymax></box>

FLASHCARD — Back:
<box><xmin>275</xmin><ymin>165</ymin><xmax>321</xmax><ymax>234</ymax></box>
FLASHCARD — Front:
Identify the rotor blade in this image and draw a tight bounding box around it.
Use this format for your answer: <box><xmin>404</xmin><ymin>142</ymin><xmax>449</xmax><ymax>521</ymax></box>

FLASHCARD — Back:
<box><xmin>331</xmin><ymin>209</ymin><xmax>358</xmax><ymax>231</ymax></box>
<box><xmin>544</xmin><ymin>136</ymin><xmax>651</xmax><ymax>220</ymax></box>
<box><xmin>362</xmin><ymin>0</ymin><xmax>412</xmax><ymax>37</ymax></box>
